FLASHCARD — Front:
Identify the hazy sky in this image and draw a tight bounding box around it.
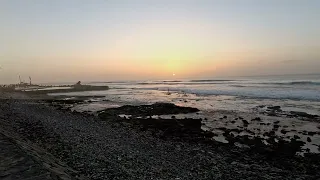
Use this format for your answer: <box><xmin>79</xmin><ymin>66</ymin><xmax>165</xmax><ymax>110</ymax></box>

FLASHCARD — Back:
<box><xmin>1</xmin><ymin>0</ymin><xmax>320</xmax><ymax>84</ymax></box>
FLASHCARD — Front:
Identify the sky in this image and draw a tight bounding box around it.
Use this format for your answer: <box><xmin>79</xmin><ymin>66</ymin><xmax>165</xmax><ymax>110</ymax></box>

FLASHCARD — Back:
<box><xmin>1</xmin><ymin>0</ymin><xmax>320</xmax><ymax>84</ymax></box>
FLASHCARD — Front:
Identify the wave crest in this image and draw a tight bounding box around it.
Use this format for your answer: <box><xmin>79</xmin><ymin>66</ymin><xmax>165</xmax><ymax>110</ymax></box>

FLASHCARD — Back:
<box><xmin>261</xmin><ymin>81</ymin><xmax>320</xmax><ymax>86</ymax></box>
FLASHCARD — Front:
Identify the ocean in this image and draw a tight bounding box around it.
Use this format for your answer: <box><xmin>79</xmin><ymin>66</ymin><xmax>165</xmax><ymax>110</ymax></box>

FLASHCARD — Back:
<box><xmin>50</xmin><ymin>74</ymin><xmax>320</xmax><ymax>115</ymax></box>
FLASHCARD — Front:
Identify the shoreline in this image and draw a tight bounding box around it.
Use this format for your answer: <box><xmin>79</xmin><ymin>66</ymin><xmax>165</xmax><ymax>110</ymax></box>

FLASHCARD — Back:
<box><xmin>1</xmin><ymin>92</ymin><xmax>320</xmax><ymax>179</ymax></box>
<box><xmin>50</xmin><ymin>93</ymin><xmax>320</xmax><ymax>155</ymax></box>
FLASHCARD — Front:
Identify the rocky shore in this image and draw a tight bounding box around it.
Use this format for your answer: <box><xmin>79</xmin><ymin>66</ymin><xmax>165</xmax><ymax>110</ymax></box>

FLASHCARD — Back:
<box><xmin>1</xmin><ymin>97</ymin><xmax>320</xmax><ymax>179</ymax></box>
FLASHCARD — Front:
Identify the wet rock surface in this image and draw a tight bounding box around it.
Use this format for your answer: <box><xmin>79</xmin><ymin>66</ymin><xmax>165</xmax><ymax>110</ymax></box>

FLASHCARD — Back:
<box><xmin>97</xmin><ymin>103</ymin><xmax>320</xmax><ymax>158</ymax></box>
<box><xmin>96</xmin><ymin>103</ymin><xmax>320</xmax><ymax>156</ymax></box>
<box><xmin>255</xmin><ymin>105</ymin><xmax>320</xmax><ymax>121</ymax></box>
<box><xmin>98</xmin><ymin>103</ymin><xmax>210</xmax><ymax>142</ymax></box>
<box><xmin>267</xmin><ymin>106</ymin><xmax>282</xmax><ymax>111</ymax></box>
<box><xmin>98</xmin><ymin>103</ymin><xmax>199</xmax><ymax>117</ymax></box>
<box><xmin>289</xmin><ymin>111</ymin><xmax>319</xmax><ymax>119</ymax></box>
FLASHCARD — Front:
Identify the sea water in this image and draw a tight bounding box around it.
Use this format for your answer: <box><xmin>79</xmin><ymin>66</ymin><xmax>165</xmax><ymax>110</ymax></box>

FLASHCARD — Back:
<box><xmin>50</xmin><ymin>74</ymin><xmax>320</xmax><ymax>115</ymax></box>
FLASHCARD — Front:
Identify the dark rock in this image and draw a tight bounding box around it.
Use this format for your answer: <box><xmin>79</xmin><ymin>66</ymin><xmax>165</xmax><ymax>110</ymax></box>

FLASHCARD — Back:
<box><xmin>245</xmin><ymin>129</ymin><xmax>255</xmax><ymax>135</ymax></box>
<box><xmin>274</xmin><ymin>121</ymin><xmax>280</xmax><ymax>124</ymax></box>
<box><xmin>108</xmin><ymin>116</ymin><xmax>205</xmax><ymax>143</ymax></box>
<box><xmin>229</xmin><ymin>128</ymin><xmax>243</xmax><ymax>134</ymax></box>
<box><xmin>267</xmin><ymin>106</ymin><xmax>281</xmax><ymax>111</ymax></box>
<box><xmin>279</xmin><ymin>139</ymin><xmax>305</xmax><ymax>156</ymax></box>
<box><xmin>171</xmin><ymin>116</ymin><xmax>176</xmax><ymax>119</ymax></box>
<box><xmin>99</xmin><ymin>103</ymin><xmax>199</xmax><ymax>118</ymax></box>
<box><xmin>239</xmin><ymin>117</ymin><xmax>244</xmax><ymax>120</ymax></box>
<box><xmin>231</xmin><ymin>121</ymin><xmax>236</xmax><ymax>124</ymax></box>
<box><xmin>289</xmin><ymin>111</ymin><xmax>319</xmax><ymax>119</ymax></box>
<box><xmin>267</xmin><ymin>112</ymin><xmax>278</xmax><ymax>116</ymax></box>
<box><xmin>307</xmin><ymin>131</ymin><xmax>316</xmax><ymax>136</ymax></box>
<box><xmin>307</xmin><ymin>137</ymin><xmax>312</xmax><ymax>142</ymax></box>
<box><xmin>306</xmin><ymin>148</ymin><xmax>310</xmax><ymax>153</ymax></box>
<box><xmin>252</xmin><ymin>117</ymin><xmax>261</xmax><ymax>121</ymax></box>
<box><xmin>218</xmin><ymin>127</ymin><xmax>227</xmax><ymax>131</ymax></box>
<box><xmin>293</xmin><ymin>135</ymin><xmax>300</xmax><ymax>139</ymax></box>
<box><xmin>223</xmin><ymin>116</ymin><xmax>227</xmax><ymax>118</ymax></box>
<box><xmin>242</xmin><ymin>120</ymin><xmax>249</xmax><ymax>127</ymax></box>
<box><xmin>264</xmin><ymin>131</ymin><xmax>275</xmax><ymax>137</ymax></box>
<box><xmin>280</xmin><ymin>129</ymin><xmax>288</xmax><ymax>134</ymax></box>
<box><xmin>273</xmin><ymin>125</ymin><xmax>280</xmax><ymax>129</ymax></box>
<box><xmin>242</xmin><ymin>120</ymin><xmax>249</xmax><ymax>125</ymax></box>
<box><xmin>202</xmin><ymin>131</ymin><xmax>215</xmax><ymax>138</ymax></box>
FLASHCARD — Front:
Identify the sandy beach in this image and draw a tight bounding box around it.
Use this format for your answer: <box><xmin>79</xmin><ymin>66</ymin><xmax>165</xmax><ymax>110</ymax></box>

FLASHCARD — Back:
<box><xmin>0</xmin><ymin>90</ymin><xmax>319</xmax><ymax>180</ymax></box>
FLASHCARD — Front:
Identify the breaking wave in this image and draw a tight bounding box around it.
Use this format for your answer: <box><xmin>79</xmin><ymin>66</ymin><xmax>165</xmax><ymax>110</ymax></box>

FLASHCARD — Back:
<box><xmin>259</xmin><ymin>81</ymin><xmax>320</xmax><ymax>86</ymax></box>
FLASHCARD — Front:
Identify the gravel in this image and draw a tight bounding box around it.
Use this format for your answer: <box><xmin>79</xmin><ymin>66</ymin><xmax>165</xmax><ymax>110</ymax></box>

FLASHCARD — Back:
<box><xmin>1</xmin><ymin>99</ymin><xmax>319</xmax><ymax>180</ymax></box>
